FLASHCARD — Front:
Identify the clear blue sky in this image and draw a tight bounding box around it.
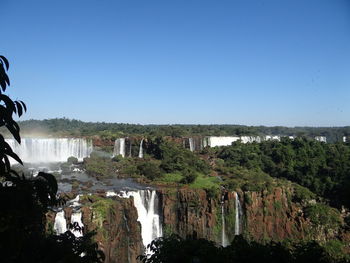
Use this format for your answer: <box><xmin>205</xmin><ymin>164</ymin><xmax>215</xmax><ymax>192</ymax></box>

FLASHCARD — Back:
<box><xmin>2</xmin><ymin>0</ymin><xmax>350</xmax><ymax>126</ymax></box>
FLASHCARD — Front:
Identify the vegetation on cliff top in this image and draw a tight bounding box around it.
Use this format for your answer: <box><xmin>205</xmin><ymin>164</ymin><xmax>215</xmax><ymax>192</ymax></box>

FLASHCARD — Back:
<box><xmin>81</xmin><ymin>129</ymin><xmax>350</xmax><ymax>258</ymax></box>
<box><xmin>213</xmin><ymin>138</ymin><xmax>350</xmax><ymax>208</ymax></box>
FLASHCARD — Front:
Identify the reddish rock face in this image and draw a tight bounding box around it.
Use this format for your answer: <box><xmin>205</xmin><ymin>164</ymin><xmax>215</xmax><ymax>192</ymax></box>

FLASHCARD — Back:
<box><xmin>160</xmin><ymin>187</ymin><xmax>218</xmax><ymax>241</ymax></box>
<box><xmin>47</xmin><ymin>195</ymin><xmax>144</xmax><ymax>263</ymax></box>
<box><xmin>81</xmin><ymin>197</ymin><xmax>144</xmax><ymax>263</ymax></box>
<box><xmin>92</xmin><ymin>137</ymin><xmax>115</xmax><ymax>147</ymax></box>
<box><xmin>158</xmin><ymin>186</ymin><xmax>336</xmax><ymax>245</ymax></box>
<box><xmin>242</xmin><ymin>188</ymin><xmax>308</xmax><ymax>242</ymax></box>
<box><xmin>47</xmin><ymin>186</ymin><xmax>346</xmax><ymax>262</ymax></box>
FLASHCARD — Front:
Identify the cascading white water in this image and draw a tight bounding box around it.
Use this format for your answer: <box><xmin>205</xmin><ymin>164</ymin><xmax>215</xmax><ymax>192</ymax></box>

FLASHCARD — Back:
<box><xmin>208</xmin><ymin>136</ymin><xmax>241</xmax><ymax>147</ymax></box>
<box><xmin>138</xmin><ymin>139</ymin><xmax>144</xmax><ymax>158</ymax></box>
<box><xmin>221</xmin><ymin>196</ymin><xmax>228</xmax><ymax>247</ymax></box>
<box><xmin>189</xmin><ymin>138</ymin><xmax>195</xmax><ymax>152</ymax></box>
<box><xmin>186</xmin><ymin>137</ymin><xmax>204</xmax><ymax>151</ymax></box>
<box><xmin>234</xmin><ymin>192</ymin><xmax>242</xmax><ymax>235</ymax></box>
<box><xmin>203</xmin><ymin>135</ymin><xmax>298</xmax><ymax>147</ymax></box>
<box><xmin>71</xmin><ymin>211</ymin><xmax>84</xmax><ymax>237</ymax></box>
<box><xmin>315</xmin><ymin>136</ymin><xmax>327</xmax><ymax>143</ymax></box>
<box><xmin>54</xmin><ymin>210</ymin><xmax>67</xmax><ymax>234</ymax></box>
<box><xmin>128</xmin><ymin>139</ymin><xmax>132</xmax><ymax>157</ymax></box>
<box><xmin>240</xmin><ymin>136</ymin><xmax>261</xmax><ymax>144</ymax></box>
<box><xmin>264</xmin><ymin>135</ymin><xmax>281</xmax><ymax>141</ymax></box>
<box><xmin>117</xmin><ymin>190</ymin><xmax>162</xmax><ymax>249</ymax></box>
<box><xmin>113</xmin><ymin>138</ymin><xmax>126</xmax><ymax>157</ymax></box>
<box><xmin>53</xmin><ymin>196</ymin><xmax>83</xmax><ymax>237</ymax></box>
<box><xmin>5</xmin><ymin>138</ymin><xmax>93</xmax><ymax>163</ymax></box>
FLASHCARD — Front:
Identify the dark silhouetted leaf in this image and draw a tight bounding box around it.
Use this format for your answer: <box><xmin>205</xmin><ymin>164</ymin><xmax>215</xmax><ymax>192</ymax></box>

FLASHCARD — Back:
<box><xmin>0</xmin><ymin>94</ymin><xmax>16</xmax><ymax>113</ymax></box>
<box><xmin>37</xmin><ymin>171</ymin><xmax>58</xmax><ymax>196</ymax></box>
<box><xmin>6</xmin><ymin>150</ymin><xmax>23</xmax><ymax>165</ymax></box>
<box><xmin>15</xmin><ymin>101</ymin><xmax>23</xmax><ymax>117</ymax></box>
<box><xmin>0</xmin><ymin>55</ymin><xmax>9</xmax><ymax>70</ymax></box>
<box><xmin>19</xmin><ymin>100</ymin><xmax>27</xmax><ymax>112</ymax></box>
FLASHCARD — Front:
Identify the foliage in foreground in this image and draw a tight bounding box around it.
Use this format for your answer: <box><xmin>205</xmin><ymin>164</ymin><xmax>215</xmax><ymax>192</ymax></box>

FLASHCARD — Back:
<box><xmin>139</xmin><ymin>235</ymin><xmax>350</xmax><ymax>263</ymax></box>
<box><xmin>0</xmin><ymin>56</ymin><xmax>103</xmax><ymax>262</ymax></box>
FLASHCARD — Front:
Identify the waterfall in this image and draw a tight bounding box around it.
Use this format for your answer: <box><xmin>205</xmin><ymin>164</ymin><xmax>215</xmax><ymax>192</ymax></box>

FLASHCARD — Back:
<box><xmin>113</xmin><ymin>138</ymin><xmax>126</xmax><ymax>157</ymax></box>
<box><xmin>71</xmin><ymin>211</ymin><xmax>84</xmax><ymax>237</ymax></box>
<box><xmin>54</xmin><ymin>210</ymin><xmax>67</xmax><ymax>234</ymax></box>
<box><xmin>69</xmin><ymin>195</ymin><xmax>81</xmax><ymax>207</ymax></box>
<box><xmin>118</xmin><ymin>190</ymin><xmax>162</xmax><ymax>249</ymax></box>
<box><xmin>138</xmin><ymin>139</ymin><xmax>144</xmax><ymax>158</ymax></box>
<box><xmin>187</xmin><ymin>137</ymin><xmax>204</xmax><ymax>151</ymax></box>
<box><xmin>264</xmin><ymin>135</ymin><xmax>281</xmax><ymax>141</ymax></box>
<box><xmin>240</xmin><ymin>136</ymin><xmax>261</xmax><ymax>144</ymax></box>
<box><xmin>315</xmin><ymin>136</ymin><xmax>327</xmax><ymax>143</ymax></box>
<box><xmin>189</xmin><ymin>138</ymin><xmax>195</xmax><ymax>152</ymax></box>
<box><xmin>5</xmin><ymin>138</ymin><xmax>93</xmax><ymax>163</ymax></box>
<box><xmin>208</xmin><ymin>136</ymin><xmax>241</xmax><ymax>147</ymax></box>
<box><xmin>203</xmin><ymin>135</ymin><xmax>298</xmax><ymax>148</ymax></box>
<box><xmin>106</xmin><ymin>191</ymin><xmax>117</xmax><ymax>197</ymax></box>
<box><xmin>234</xmin><ymin>192</ymin><xmax>242</xmax><ymax>235</ymax></box>
<box><xmin>221</xmin><ymin>196</ymin><xmax>228</xmax><ymax>247</ymax></box>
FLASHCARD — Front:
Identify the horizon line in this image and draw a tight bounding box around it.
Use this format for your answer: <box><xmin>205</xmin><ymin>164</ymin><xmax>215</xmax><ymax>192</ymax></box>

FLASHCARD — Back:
<box><xmin>15</xmin><ymin>118</ymin><xmax>350</xmax><ymax>129</ymax></box>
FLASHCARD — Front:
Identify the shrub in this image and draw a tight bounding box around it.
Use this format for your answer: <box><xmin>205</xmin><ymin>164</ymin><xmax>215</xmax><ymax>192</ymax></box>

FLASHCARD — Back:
<box><xmin>322</xmin><ymin>240</ymin><xmax>349</xmax><ymax>261</ymax></box>
<box><xmin>304</xmin><ymin>203</ymin><xmax>342</xmax><ymax>229</ymax></box>
<box><xmin>111</xmin><ymin>154</ymin><xmax>123</xmax><ymax>162</ymax></box>
<box><xmin>180</xmin><ymin>169</ymin><xmax>198</xmax><ymax>184</ymax></box>
<box><xmin>137</xmin><ymin>161</ymin><xmax>161</xmax><ymax>180</ymax></box>
<box><xmin>122</xmin><ymin>164</ymin><xmax>138</xmax><ymax>177</ymax></box>
<box><xmin>205</xmin><ymin>186</ymin><xmax>219</xmax><ymax>199</ymax></box>
<box><xmin>159</xmin><ymin>173</ymin><xmax>183</xmax><ymax>183</ymax></box>
<box><xmin>293</xmin><ymin>184</ymin><xmax>316</xmax><ymax>203</ymax></box>
<box><xmin>190</xmin><ymin>174</ymin><xmax>221</xmax><ymax>191</ymax></box>
<box><xmin>84</xmin><ymin>156</ymin><xmax>117</xmax><ymax>178</ymax></box>
<box><xmin>273</xmin><ymin>201</ymin><xmax>282</xmax><ymax>211</ymax></box>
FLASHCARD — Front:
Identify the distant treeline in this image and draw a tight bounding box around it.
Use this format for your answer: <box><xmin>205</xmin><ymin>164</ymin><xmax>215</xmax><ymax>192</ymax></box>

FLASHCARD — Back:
<box><xmin>6</xmin><ymin>118</ymin><xmax>350</xmax><ymax>142</ymax></box>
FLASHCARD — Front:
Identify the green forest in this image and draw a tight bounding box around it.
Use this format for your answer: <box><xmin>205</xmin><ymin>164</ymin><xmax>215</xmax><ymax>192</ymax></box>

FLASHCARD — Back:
<box><xmin>1</xmin><ymin>55</ymin><xmax>350</xmax><ymax>262</ymax></box>
<box><xmin>84</xmin><ymin>136</ymin><xmax>350</xmax><ymax>262</ymax></box>
<box><xmin>5</xmin><ymin>118</ymin><xmax>350</xmax><ymax>142</ymax></box>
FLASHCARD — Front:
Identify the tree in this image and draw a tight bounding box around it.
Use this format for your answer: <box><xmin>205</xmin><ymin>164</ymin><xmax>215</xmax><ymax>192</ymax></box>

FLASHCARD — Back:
<box><xmin>0</xmin><ymin>56</ymin><xmax>104</xmax><ymax>262</ymax></box>
<box><xmin>139</xmin><ymin>235</ymin><xmax>349</xmax><ymax>263</ymax></box>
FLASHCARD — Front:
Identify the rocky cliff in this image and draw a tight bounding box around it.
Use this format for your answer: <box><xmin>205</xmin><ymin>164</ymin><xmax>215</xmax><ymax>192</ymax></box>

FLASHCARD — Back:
<box><xmin>160</xmin><ymin>187</ymin><xmax>218</xmax><ymax>241</ymax></box>
<box><xmin>48</xmin><ymin>194</ymin><xmax>144</xmax><ymax>263</ymax></box>
<box><xmin>80</xmin><ymin>195</ymin><xmax>144</xmax><ymax>263</ymax></box>
<box><xmin>159</xmin><ymin>185</ymin><xmax>343</xmax><ymax>245</ymax></box>
<box><xmin>48</xmin><ymin>184</ymin><xmax>346</xmax><ymax>262</ymax></box>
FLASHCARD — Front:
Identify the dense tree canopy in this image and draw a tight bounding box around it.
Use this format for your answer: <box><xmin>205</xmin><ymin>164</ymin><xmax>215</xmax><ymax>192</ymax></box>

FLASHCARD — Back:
<box><xmin>138</xmin><ymin>235</ymin><xmax>349</xmax><ymax>263</ymax></box>
<box><xmin>215</xmin><ymin>138</ymin><xmax>350</xmax><ymax>208</ymax></box>
<box><xmin>3</xmin><ymin>118</ymin><xmax>349</xmax><ymax>142</ymax></box>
